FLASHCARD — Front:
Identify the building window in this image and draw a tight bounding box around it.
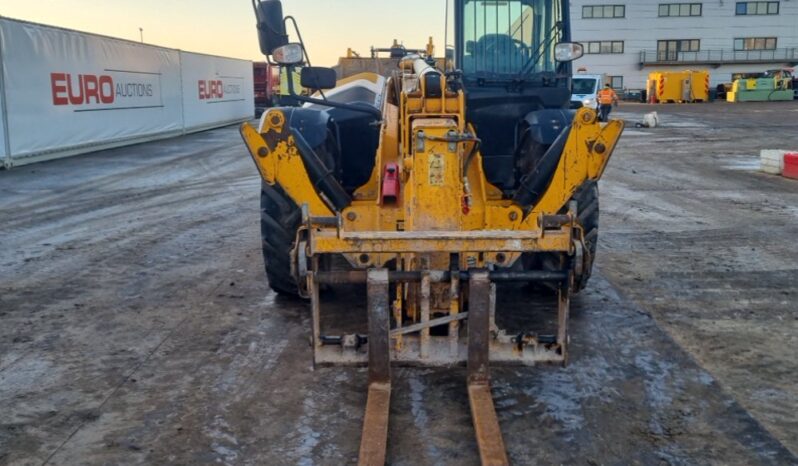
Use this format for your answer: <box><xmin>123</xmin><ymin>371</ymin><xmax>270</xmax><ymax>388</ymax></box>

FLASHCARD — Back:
<box><xmin>582</xmin><ymin>4</ymin><xmax>626</xmax><ymax>18</ymax></box>
<box><xmin>656</xmin><ymin>39</ymin><xmax>700</xmax><ymax>60</ymax></box>
<box><xmin>609</xmin><ymin>76</ymin><xmax>624</xmax><ymax>90</ymax></box>
<box><xmin>658</xmin><ymin>3</ymin><xmax>702</xmax><ymax>17</ymax></box>
<box><xmin>735</xmin><ymin>2</ymin><xmax>779</xmax><ymax>15</ymax></box>
<box><xmin>586</xmin><ymin>41</ymin><xmax>625</xmax><ymax>54</ymax></box>
<box><xmin>734</xmin><ymin>37</ymin><xmax>777</xmax><ymax>50</ymax></box>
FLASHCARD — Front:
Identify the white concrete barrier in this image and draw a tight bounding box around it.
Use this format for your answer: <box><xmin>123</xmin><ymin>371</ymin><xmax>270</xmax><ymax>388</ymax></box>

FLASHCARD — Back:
<box><xmin>0</xmin><ymin>17</ymin><xmax>254</xmax><ymax>168</ymax></box>
<box><xmin>760</xmin><ymin>150</ymin><xmax>786</xmax><ymax>175</ymax></box>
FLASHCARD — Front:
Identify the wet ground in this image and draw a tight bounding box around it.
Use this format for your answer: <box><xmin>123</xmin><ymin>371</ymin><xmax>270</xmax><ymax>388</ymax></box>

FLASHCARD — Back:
<box><xmin>1</xmin><ymin>101</ymin><xmax>797</xmax><ymax>465</ymax></box>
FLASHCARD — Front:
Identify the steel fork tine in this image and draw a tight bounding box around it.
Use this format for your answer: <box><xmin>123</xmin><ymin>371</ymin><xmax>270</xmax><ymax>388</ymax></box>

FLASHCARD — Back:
<box><xmin>358</xmin><ymin>269</ymin><xmax>391</xmax><ymax>466</ymax></box>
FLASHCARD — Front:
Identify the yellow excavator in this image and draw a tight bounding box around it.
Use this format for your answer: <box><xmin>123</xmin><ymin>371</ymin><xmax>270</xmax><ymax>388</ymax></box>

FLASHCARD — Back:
<box><xmin>241</xmin><ymin>1</ymin><xmax>624</xmax><ymax>464</ymax></box>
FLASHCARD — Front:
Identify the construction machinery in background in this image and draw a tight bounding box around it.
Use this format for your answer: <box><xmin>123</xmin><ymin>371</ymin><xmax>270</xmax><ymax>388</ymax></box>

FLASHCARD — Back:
<box><xmin>646</xmin><ymin>70</ymin><xmax>710</xmax><ymax>103</ymax></box>
<box><xmin>334</xmin><ymin>38</ymin><xmax>446</xmax><ymax>80</ymax></box>
<box><xmin>242</xmin><ymin>0</ymin><xmax>623</xmax><ymax>463</ymax></box>
<box><xmin>726</xmin><ymin>68</ymin><xmax>796</xmax><ymax>102</ymax></box>
<box><xmin>369</xmin><ymin>38</ymin><xmax>431</xmax><ymax>60</ymax></box>
<box><xmin>717</xmin><ymin>68</ymin><xmax>797</xmax><ymax>102</ymax></box>
<box><xmin>767</xmin><ymin>69</ymin><xmax>798</xmax><ymax>100</ymax></box>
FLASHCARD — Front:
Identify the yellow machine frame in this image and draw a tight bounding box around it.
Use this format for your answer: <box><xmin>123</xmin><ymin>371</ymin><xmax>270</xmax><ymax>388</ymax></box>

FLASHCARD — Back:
<box><xmin>241</xmin><ymin>71</ymin><xmax>623</xmax><ymax>268</ymax></box>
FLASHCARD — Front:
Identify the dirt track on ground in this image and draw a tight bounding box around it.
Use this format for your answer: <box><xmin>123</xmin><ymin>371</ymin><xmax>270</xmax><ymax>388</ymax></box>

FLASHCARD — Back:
<box><xmin>1</xmin><ymin>101</ymin><xmax>797</xmax><ymax>465</ymax></box>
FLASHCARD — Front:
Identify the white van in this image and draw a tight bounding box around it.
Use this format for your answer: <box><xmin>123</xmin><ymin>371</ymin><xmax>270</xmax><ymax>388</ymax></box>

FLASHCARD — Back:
<box><xmin>571</xmin><ymin>74</ymin><xmax>606</xmax><ymax>110</ymax></box>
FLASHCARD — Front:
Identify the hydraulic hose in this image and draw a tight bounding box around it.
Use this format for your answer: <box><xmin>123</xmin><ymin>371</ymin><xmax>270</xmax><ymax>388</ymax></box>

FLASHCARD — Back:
<box><xmin>512</xmin><ymin>126</ymin><xmax>571</xmax><ymax>209</ymax></box>
<box><xmin>290</xmin><ymin>128</ymin><xmax>352</xmax><ymax>212</ymax></box>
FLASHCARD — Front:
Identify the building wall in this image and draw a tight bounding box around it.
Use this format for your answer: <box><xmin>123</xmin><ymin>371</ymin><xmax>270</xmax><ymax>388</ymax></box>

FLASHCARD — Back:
<box><xmin>570</xmin><ymin>0</ymin><xmax>798</xmax><ymax>89</ymax></box>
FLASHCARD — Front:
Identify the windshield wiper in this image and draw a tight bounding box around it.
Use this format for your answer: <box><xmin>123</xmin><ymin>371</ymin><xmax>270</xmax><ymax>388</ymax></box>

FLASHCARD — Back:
<box><xmin>516</xmin><ymin>21</ymin><xmax>563</xmax><ymax>80</ymax></box>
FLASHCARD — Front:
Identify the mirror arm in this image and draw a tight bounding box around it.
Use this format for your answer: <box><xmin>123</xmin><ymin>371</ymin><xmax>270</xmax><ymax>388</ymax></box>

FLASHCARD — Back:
<box><xmin>282</xmin><ymin>16</ymin><xmax>327</xmax><ymax>100</ymax></box>
<box><xmin>284</xmin><ymin>16</ymin><xmax>312</xmax><ymax>66</ymax></box>
<box><xmin>285</xmin><ymin>66</ymin><xmax>382</xmax><ymax>121</ymax></box>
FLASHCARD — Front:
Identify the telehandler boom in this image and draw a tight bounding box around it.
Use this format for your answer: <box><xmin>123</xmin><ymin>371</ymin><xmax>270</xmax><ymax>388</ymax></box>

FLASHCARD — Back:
<box><xmin>241</xmin><ymin>1</ymin><xmax>624</xmax><ymax>463</ymax></box>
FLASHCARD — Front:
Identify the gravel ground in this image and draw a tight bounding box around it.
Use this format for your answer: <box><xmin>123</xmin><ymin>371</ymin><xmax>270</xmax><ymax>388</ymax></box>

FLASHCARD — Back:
<box><xmin>1</xmin><ymin>101</ymin><xmax>797</xmax><ymax>465</ymax></box>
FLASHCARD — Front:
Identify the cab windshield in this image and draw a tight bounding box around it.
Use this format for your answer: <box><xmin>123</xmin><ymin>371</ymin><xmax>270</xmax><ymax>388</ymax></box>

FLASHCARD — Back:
<box><xmin>460</xmin><ymin>0</ymin><xmax>563</xmax><ymax>77</ymax></box>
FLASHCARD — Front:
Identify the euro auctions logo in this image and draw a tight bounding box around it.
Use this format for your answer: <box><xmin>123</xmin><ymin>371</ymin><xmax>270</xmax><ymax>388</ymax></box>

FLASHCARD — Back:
<box><xmin>198</xmin><ymin>80</ymin><xmax>224</xmax><ymax>100</ymax></box>
<box><xmin>51</xmin><ymin>73</ymin><xmax>115</xmax><ymax>105</ymax></box>
<box><xmin>198</xmin><ymin>78</ymin><xmax>244</xmax><ymax>103</ymax></box>
<box><xmin>50</xmin><ymin>70</ymin><xmax>162</xmax><ymax>111</ymax></box>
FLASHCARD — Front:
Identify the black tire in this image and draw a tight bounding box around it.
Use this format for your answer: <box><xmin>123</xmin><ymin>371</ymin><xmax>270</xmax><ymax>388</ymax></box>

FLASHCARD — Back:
<box><xmin>260</xmin><ymin>181</ymin><xmax>301</xmax><ymax>295</ymax></box>
<box><xmin>515</xmin><ymin>131</ymin><xmax>600</xmax><ymax>293</ymax></box>
<box><xmin>572</xmin><ymin>181</ymin><xmax>599</xmax><ymax>292</ymax></box>
<box><xmin>520</xmin><ymin>181</ymin><xmax>600</xmax><ymax>294</ymax></box>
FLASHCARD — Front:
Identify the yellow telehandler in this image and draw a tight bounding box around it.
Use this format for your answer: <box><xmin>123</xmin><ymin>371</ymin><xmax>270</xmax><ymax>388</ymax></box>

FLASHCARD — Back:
<box><xmin>241</xmin><ymin>1</ymin><xmax>623</xmax><ymax>463</ymax></box>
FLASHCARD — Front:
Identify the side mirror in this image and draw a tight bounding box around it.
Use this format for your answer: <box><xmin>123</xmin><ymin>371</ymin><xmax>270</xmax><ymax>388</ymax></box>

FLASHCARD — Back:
<box><xmin>256</xmin><ymin>0</ymin><xmax>288</xmax><ymax>55</ymax></box>
<box><xmin>301</xmin><ymin>67</ymin><xmax>337</xmax><ymax>90</ymax></box>
<box><xmin>554</xmin><ymin>42</ymin><xmax>584</xmax><ymax>62</ymax></box>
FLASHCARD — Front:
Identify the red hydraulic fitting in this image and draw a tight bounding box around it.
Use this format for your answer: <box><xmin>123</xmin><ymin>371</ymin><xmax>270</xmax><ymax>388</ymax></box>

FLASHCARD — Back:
<box><xmin>382</xmin><ymin>163</ymin><xmax>400</xmax><ymax>203</ymax></box>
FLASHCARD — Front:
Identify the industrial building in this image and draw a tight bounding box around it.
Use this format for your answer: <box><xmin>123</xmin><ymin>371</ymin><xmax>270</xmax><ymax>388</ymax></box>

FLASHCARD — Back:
<box><xmin>569</xmin><ymin>0</ymin><xmax>798</xmax><ymax>90</ymax></box>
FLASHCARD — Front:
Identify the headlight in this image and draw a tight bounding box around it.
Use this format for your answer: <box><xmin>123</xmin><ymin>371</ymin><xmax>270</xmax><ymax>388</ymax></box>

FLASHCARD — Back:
<box><xmin>554</xmin><ymin>42</ymin><xmax>584</xmax><ymax>62</ymax></box>
<box><xmin>272</xmin><ymin>43</ymin><xmax>304</xmax><ymax>65</ymax></box>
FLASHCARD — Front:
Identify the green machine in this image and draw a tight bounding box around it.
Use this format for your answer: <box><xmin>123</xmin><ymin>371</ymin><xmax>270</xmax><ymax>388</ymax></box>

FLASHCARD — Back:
<box><xmin>727</xmin><ymin>72</ymin><xmax>794</xmax><ymax>102</ymax></box>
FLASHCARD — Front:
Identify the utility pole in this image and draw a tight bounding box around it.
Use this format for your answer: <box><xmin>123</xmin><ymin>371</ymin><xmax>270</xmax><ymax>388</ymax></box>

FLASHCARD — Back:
<box><xmin>139</xmin><ymin>27</ymin><xmax>143</xmax><ymax>43</ymax></box>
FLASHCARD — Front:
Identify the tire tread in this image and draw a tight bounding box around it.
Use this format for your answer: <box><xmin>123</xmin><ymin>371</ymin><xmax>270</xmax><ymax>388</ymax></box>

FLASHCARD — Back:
<box><xmin>260</xmin><ymin>182</ymin><xmax>301</xmax><ymax>295</ymax></box>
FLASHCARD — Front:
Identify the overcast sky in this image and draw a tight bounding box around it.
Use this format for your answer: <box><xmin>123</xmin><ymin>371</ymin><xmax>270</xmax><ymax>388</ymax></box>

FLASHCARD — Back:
<box><xmin>1</xmin><ymin>0</ymin><xmax>451</xmax><ymax>66</ymax></box>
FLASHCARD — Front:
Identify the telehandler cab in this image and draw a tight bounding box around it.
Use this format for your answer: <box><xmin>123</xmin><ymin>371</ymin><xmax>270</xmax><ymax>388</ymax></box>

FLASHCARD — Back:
<box><xmin>240</xmin><ymin>1</ymin><xmax>624</xmax><ymax>463</ymax></box>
